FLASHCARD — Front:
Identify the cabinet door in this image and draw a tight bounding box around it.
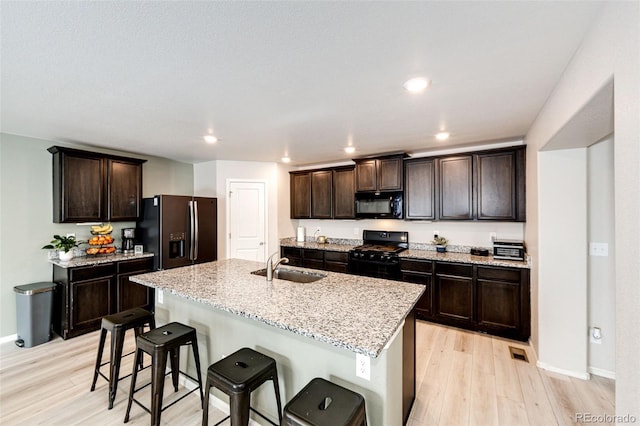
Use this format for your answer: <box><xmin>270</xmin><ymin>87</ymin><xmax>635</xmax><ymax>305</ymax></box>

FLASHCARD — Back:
<box><xmin>332</xmin><ymin>167</ymin><xmax>355</xmax><ymax>219</ymax></box>
<box><xmin>311</xmin><ymin>170</ymin><xmax>333</xmax><ymax>219</ymax></box>
<box><xmin>281</xmin><ymin>246</ymin><xmax>303</xmax><ymax>266</ymax></box>
<box><xmin>302</xmin><ymin>249</ymin><xmax>324</xmax><ymax>270</ymax></box>
<box><xmin>290</xmin><ymin>172</ymin><xmax>311</xmax><ymax>218</ymax></box>
<box><xmin>438</xmin><ymin>155</ymin><xmax>473</xmax><ymax>220</ymax></box>
<box><xmin>401</xmin><ymin>272</ymin><xmax>432</xmax><ymax>317</ymax></box>
<box><xmin>324</xmin><ymin>250</ymin><xmax>349</xmax><ymax>273</ymax></box>
<box><xmin>355</xmin><ymin>160</ymin><xmax>377</xmax><ymax>192</ymax></box>
<box><xmin>476</xmin><ymin>279</ymin><xmax>520</xmax><ymax>332</ymax></box>
<box><xmin>405</xmin><ymin>159</ymin><xmax>435</xmax><ymax>220</ymax></box>
<box><xmin>475</xmin><ymin>151</ymin><xmax>517</xmax><ymax>220</ymax></box>
<box><xmin>117</xmin><ymin>275</ymin><xmax>154</xmax><ymax>312</ymax></box>
<box><xmin>70</xmin><ymin>277</ymin><xmax>114</xmax><ymax>332</ymax></box>
<box><xmin>108</xmin><ymin>159</ymin><xmax>142</xmax><ymax>221</ymax></box>
<box><xmin>377</xmin><ymin>157</ymin><xmax>403</xmax><ymax>191</ymax></box>
<box><xmin>54</xmin><ymin>152</ymin><xmax>104</xmax><ymax>223</ymax></box>
<box><xmin>435</xmin><ymin>275</ymin><xmax>473</xmax><ymax>322</ymax></box>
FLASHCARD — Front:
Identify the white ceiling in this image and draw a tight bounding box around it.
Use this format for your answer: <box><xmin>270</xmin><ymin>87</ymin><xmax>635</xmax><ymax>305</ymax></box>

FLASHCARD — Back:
<box><xmin>1</xmin><ymin>1</ymin><xmax>602</xmax><ymax>165</ymax></box>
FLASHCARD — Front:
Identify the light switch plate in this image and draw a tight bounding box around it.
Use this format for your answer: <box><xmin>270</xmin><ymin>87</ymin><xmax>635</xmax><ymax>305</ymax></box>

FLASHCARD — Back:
<box><xmin>157</xmin><ymin>289</ymin><xmax>164</xmax><ymax>304</ymax></box>
<box><xmin>589</xmin><ymin>242</ymin><xmax>609</xmax><ymax>257</ymax></box>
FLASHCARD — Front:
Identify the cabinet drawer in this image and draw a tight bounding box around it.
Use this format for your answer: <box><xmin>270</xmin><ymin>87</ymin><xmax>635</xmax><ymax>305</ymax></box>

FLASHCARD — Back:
<box><xmin>117</xmin><ymin>257</ymin><xmax>154</xmax><ymax>274</ymax></box>
<box><xmin>477</xmin><ymin>266</ymin><xmax>521</xmax><ymax>282</ymax></box>
<box><xmin>435</xmin><ymin>262</ymin><xmax>472</xmax><ymax>277</ymax></box>
<box><xmin>325</xmin><ymin>262</ymin><xmax>349</xmax><ymax>273</ymax></box>
<box><xmin>325</xmin><ymin>251</ymin><xmax>348</xmax><ymax>263</ymax></box>
<box><xmin>282</xmin><ymin>247</ymin><xmax>302</xmax><ymax>259</ymax></box>
<box><xmin>70</xmin><ymin>263</ymin><xmax>116</xmax><ymax>282</ymax></box>
<box><xmin>302</xmin><ymin>259</ymin><xmax>324</xmax><ymax>270</ymax></box>
<box><xmin>303</xmin><ymin>249</ymin><xmax>324</xmax><ymax>260</ymax></box>
<box><xmin>400</xmin><ymin>259</ymin><xmax>433</xmax><ymax>273</ymax></box>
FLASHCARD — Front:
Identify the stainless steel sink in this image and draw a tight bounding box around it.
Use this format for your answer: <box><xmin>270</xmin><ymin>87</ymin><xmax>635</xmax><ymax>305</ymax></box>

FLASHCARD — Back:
<box><xmin>251</xmin><ymin>268</ymin><xmax>326</xmax><ymax>283</ymax></box>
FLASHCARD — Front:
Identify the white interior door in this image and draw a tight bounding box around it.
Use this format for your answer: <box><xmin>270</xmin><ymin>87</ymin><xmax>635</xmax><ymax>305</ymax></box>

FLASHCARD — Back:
<box><xmin>228</xmin><ymin>181</ymin><xmax>266</xmax><ymax>262</ymax></box>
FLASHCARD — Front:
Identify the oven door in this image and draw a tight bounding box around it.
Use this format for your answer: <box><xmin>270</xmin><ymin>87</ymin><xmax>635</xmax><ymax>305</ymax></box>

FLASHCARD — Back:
<box><xmin>349</xmin><ymin>255</ymin><xmax>402</xmax><ymax>280</ymax></box>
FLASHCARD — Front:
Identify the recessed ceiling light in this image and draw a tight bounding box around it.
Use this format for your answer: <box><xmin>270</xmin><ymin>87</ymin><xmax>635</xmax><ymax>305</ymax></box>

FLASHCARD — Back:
<box><xmin>204</xmin><ymin>135</ymin><xmax>218</xmax><ymax>144</ymax></box>
<box><xmin>403</xmin><ymin>77</ymin><xmax>430</xmax><ymax>93</ymax></box>
<box><xmin>281</xmin><ymin>156</ymin><xmax>291</xmax><ymax>163</ymax></box>
<box><xmin>344</xmin><ymin>146</ymin><xmax>356</xmax><ymax>154</ymax></box>
<box><xmin>435</xmin><ymin>132</ymin><xmax>450</xmax><ymax>141</ymax></box>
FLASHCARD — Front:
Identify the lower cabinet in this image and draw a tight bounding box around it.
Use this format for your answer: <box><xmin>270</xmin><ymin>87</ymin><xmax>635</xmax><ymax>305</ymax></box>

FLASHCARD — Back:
<box><xmin>280</xmin><ymin>247</ymin><xmax>349</xmax><ymax>274</ymax></box>
<box><xmin>400</xmin><ymin>259</ymin><xmax>530</xmax><ymax>341</ymax></box>
<box><xmin>53</xmin><ymin>256</ymin><xmax>154</xmax><ymax>339</ymax></box>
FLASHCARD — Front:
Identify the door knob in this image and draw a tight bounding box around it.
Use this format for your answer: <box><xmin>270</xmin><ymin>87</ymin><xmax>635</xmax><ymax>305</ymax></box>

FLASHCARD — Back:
<box><xmin>259</xmin><ymin>242</ymin><xmax>264</xmax><ymax>246</ymax></box>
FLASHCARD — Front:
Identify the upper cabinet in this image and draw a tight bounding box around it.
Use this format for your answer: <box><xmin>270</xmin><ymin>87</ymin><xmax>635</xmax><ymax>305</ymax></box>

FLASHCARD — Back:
<box><xmin>475</xmin><ymin>148</ymin><xmax>526</xmax><ymax>221</ymax></box>
<box><xmin>49</xmin><ymin>146</ymin><xmax>146</xmax><ymax>223</ymax></box>
<box><xmin>404</xmin><ymin>158</ymin><xmax>436</xmax><ymax>220</ymax></box>
<box><xmin>404</xmin><ymin>146</ymin><xmax>526</xmax><ymax>222</ymax></box>
<box><xmin>438</xmin><ymin>155</ymin><xmax>474</xmax><ymax>220</ymax></box>
<box><xmin>354</xmin><ymin>154</ymin><xmax>405</xmax><ymax>192</ymax></box>
<box><xmin>290</xmin><ymin>166</ymin><xmax>355</xmax><ymax>219</ymax></box>
<box><xmin>332</xmin><ymin>166</ymin><xmax>356</xmax><ymax>219</ymax></box>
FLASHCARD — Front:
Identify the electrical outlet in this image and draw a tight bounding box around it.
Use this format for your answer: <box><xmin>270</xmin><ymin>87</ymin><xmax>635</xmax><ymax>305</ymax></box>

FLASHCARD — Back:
<box><xmin>433</xmin><ymin>230</ymin><xmax>439</xmax><ymax>239</ymax></box>
<box><xmin>589</xmin><ymin>242</ymin><xmax>609</xmax><ymax>257</ymax></box>
<box><xmin>355</xmin><ymin>353</ymin><xmax>370</xmax><ymax>380</ymax></box>
<box><xmin>489</xmin><ymin>232</ymin><xmax>497</xmax><ymax>242</ymax></box>
<box><xmin>315</xmin><ymin>227</ymin><xmax>321</xmax><ymax>234</ymax></box>
<box><xmin>590</xmin><ymin>327</ymin><xmax>602</xmax><ymax>344</ymax></box>
<box><xmin>66</xmin><ymin>233</ymin><xmax>75</xmax><ymax>238</ymax></box>
<box><xmin>157</xmin><ymin>289</ymin><xmax>164</xmax><ymax>304</ymax></box>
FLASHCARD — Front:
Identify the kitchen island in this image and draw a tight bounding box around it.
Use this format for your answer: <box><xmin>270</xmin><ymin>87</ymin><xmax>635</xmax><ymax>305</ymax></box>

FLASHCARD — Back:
<box><xmin>131</xmin><ymin>258</ymin><xmax>423</xmax><ymax>425</ymax></box>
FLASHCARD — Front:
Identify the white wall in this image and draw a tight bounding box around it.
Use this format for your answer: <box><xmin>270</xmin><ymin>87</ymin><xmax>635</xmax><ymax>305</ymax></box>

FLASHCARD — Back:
<box><xmin>524</xmin><ymin>1</ymin><xmax>639</xmax><ymax>416</ymax></box>
<box><xmin>587</xmin><ymin>138</ymin><xmax>615</xmax><ymax>376</ymax></box>
<box><xmin>194</xmin><ymin>160</ymin><xmax>280</xmax><ymax>260</ymax></box>
<box><xmin>0</xmin><ymin>133</ymin><xmax>194</xmax><ymax>337</ymax></box>
<box><xmin>538</xmin><ymin>148</ymin><xmax>588</xmax><ymax>378</ymax></box>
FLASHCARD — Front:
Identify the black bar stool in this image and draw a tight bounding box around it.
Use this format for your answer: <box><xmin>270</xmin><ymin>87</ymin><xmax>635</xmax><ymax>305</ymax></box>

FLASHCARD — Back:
<box><xmin>282</xmin><ymin>377</ymin><xmax>367</xmax><ymax>426</ymax></box>
<box><xmin>90</xmin><ymin>307</ymin><xmax>155</xmax><ymax>409</ymax></box>
<box><xmin>124</xmin><ymin>322</ymin><xmax>204</xmax><ymax>426</ymax></box>
<box><xmin>202</xmin><ymin>347</ymin><xmax>282</xmax><ymax>426</ymax></box>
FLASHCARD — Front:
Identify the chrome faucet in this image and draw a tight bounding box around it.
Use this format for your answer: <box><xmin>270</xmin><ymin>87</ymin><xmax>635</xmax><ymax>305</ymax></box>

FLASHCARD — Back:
<box><xmin>266</xmin><ymin>251</ymin><xmax>289</xmax><ymax>281</ymax></box>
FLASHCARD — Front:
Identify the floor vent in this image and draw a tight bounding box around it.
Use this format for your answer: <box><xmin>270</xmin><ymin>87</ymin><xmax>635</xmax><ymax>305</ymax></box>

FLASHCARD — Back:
<box><xmin>509</xmin><ymin>346</ymin><xmax>529</xmax><ymax>363</ymax></box>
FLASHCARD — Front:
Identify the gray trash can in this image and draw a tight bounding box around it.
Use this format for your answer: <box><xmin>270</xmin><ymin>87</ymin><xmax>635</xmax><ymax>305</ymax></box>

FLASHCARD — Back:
<box><xmin>14</xmin><ymin>282</ymin><xmax>56</xmax><ymax>348</ymax></box>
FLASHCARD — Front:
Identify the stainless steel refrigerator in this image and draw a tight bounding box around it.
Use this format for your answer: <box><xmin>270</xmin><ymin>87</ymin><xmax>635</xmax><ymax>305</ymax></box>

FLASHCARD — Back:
<box><xmin>137</xmin><ymin>195</ymin><xmax>217</xmax><ymax>270</ymax></box>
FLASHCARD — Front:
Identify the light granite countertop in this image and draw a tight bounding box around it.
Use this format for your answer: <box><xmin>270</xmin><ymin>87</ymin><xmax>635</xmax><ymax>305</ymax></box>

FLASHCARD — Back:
<box><xmin>130</xmin><ymin>258</ymin><xmax>424</xmax><ymax>358</ymax></box>
<box><xmin>280</xmin><ymin>237</ymin><xmax>530</xmax><ymax>269</ymax></box>
<box><xmin>49</xmin><ymin>252</ymin><xmax>154</xmax><ymax>268</ymax></box>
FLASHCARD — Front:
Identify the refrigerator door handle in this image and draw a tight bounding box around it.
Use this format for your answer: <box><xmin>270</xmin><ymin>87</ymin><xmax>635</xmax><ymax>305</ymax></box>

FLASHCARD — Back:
<box><xmin>188</xmin><ymin>200</ymin><xmax>195</xmax><ymax>260</ymax></box>
<box><xmin>193</xmin><ymin>200</ymin><xmax>199</xmax><ymax>260</ymax></box>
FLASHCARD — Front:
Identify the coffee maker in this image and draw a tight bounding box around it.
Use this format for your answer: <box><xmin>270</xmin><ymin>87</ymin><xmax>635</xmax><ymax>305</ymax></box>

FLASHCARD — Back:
<box><xmin>122</xmin><ymin>228</ymin><xmax>136</xmax><ymax>255</ymax></box>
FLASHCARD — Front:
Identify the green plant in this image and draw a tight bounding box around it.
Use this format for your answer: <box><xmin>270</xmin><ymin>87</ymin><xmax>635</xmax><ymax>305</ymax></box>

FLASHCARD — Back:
<box><xmin>432</xmin><ymin>236</ymin><xmax>448</xmax><ymax>246</ymax></box>
<box><xmin>42</xmin><ymin>235</ymin><xmax>83</xmax><ymax>253</ymax></box>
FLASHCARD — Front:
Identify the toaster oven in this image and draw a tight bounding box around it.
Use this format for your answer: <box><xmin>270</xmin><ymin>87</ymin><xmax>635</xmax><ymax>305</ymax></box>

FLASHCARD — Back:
<box><xmin>493</xmin><ymin>239</ymin><xmax>526</xmax><ymax>261</ymax></box>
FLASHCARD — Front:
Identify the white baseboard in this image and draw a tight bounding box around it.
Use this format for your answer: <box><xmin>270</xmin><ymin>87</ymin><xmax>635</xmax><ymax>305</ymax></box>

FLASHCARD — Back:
<box><xmin>588</xmin><ymin>366</ymin><xmax>616</xmax><ymax>380</ymax></box>
<box><xmin>0</xmin><ymin>334</ymin><xmax>17</xmax><ymax>345</ymax></box>
<box><xmin>536</xmin><ymin>360</ymin><xmax>591</xmax><ymax>380</ymax></box>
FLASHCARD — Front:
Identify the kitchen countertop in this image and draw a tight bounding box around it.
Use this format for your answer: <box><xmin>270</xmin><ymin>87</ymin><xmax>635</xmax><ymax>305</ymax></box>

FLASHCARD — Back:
<box><xmin>130</xmin><ymin>258</ymin><xmax>424</xmax><ymax>358</ymax></box>
<box><xmin>280</xmin><ymin>237</ymin><xmax>530</xmax><ymax>269</ymax></box>
<box><xmin>48</xmin><ymin>252</ymin><xmax>154</xmax><ymax>268</ymax></box>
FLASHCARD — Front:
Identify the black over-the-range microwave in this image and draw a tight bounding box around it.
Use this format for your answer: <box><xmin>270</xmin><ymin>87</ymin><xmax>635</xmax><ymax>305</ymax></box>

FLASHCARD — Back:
<box><xmin>355</xmin><ymin>192</ymin><xmax>403</xmax><ymax>219</ymax></box>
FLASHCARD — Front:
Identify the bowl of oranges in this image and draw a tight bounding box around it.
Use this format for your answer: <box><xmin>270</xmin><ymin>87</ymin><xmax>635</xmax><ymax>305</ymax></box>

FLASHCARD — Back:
<box><xmin>86</xmin><ymin>233</ymin><xmax>116</xmax><ymax>255</ymax></box>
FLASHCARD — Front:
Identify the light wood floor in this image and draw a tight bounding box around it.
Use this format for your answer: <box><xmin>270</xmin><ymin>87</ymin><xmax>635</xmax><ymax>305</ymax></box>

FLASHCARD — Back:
<box><xmin>0</xmin><ymin>321</ymin><xmax>614</xmax><ymax>425</ymax></box>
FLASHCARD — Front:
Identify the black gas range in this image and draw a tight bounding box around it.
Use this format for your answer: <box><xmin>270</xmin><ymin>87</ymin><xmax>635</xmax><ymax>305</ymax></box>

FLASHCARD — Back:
<box><xmin>348</xmin><ymin>230</ymin><xmax>408</xmax><ymax>280</ymax></box>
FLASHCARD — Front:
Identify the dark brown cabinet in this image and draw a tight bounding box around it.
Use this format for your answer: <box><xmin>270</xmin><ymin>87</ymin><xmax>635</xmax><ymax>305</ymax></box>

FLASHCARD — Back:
<box><xmin>332</xmin><ymin>167</ymin><xmax>355</xmax><ymax>219</ymax></box>
<box><xmin>302</xmin><ymin>248</ymin><xmax>325</xmax><ymax>269</ymax></box>
<box><xmin>354</xmin><ymin>155</ymin><xmax>404</xmax><ymax>192</ymax></box>
<box><xmin>311</xmin><ymin>170</ymin><xmax>333</xmax><ymax>219</ymax></box>
<box><xmin>475</xmin><ymin>148</ymin><xmax>526</xmax><ymax>221</ymax></box>
<box><xmin>400</xmin><ymin>259</ymin><xmax>433</xmax><ymax>319</ymax></box>
<box><xmin>324</xmin><ymin>250</ymin><xmax>349</xmax><ymax>273</ymax></box>
<box><xmin>280</xmin><ymin>247</ymin><xmax>350</xmax><ymax>273</ymax></box>
<box><xmin>438</xmin><ymin>155</ymin><xmax>474</xmax><ymax>220</ymax></box>
<box><xmin>53</xmin><ymin>256</ymin><xmax>154</xmax><ymax>339</ymax></box>
<box><xmin>48</xmin><ymin>146</ymin><xmax>145</xmax><ymax>223</ymax></box>
<box><xmin>281</xmin><ymin>246</ymin><xmax>303</xmax><ymax>266</ymax></box>
<box><xmin>434</xmin><ymin>262</ymin><xmax>474</xmax><ymax>324</ymax></box>
<box><xmin>108</xmin><ymin>159</ymin><xmax>143</xmax><ymax>221</ymax></box>
<box><xmin>290</xmin><ymin>172</ymin><xmax>311</xmax><ymax>219</ymax></box>
<box><xmin>290</xmin><ymin>166</ymin><xmax>355</xmax><ymax>219</ymax></box>
<box><xmin>404</xmin><ymin>158</ymin><xmax>436</xmax><ymax>220</ymax></box>
<box><xmin>400</xmin><ymin>258</ymin><xmax>530</xmax><ymax>341</ymax></box>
